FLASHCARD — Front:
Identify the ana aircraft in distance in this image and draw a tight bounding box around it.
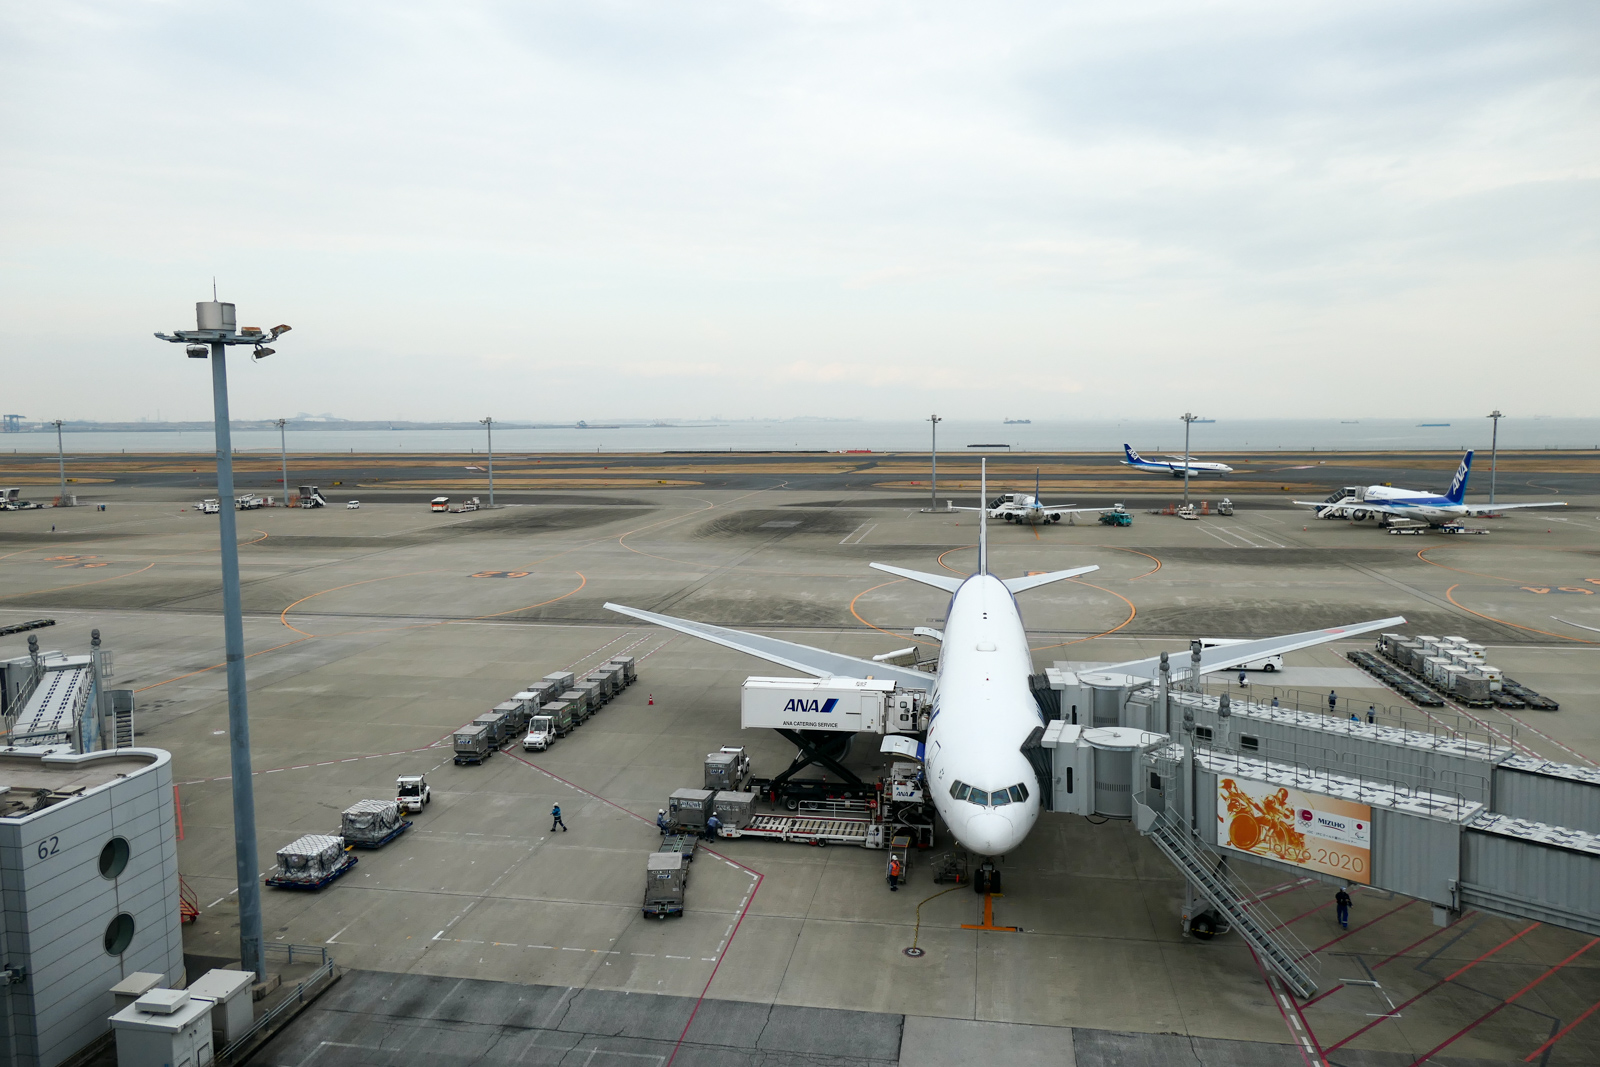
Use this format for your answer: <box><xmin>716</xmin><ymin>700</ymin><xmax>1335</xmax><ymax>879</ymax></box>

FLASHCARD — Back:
<box><xmin>974</xmin><ymin>470</ymin><xmax>1123</xmax><ymax>525</ymax></box>
<box><xmin>1294</xmin><ymin>450</ymin><xmax>1565</xmax><ymax>527</ymax></box>
<box><xmin>606</xmin><ymin>462</ymin><xmax>1402</xmax><ymax>888</ymax></box>
<box><xmin>1121</xmin><ymin>444</ymin><xmax>1234</xmax><ymax>477</ymax></box>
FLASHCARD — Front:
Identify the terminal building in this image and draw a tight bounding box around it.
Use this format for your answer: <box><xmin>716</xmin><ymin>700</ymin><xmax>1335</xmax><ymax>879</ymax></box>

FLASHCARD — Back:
<box><xmin>0</xmin><ymin>630</ymin><xmax>183</xmax><ymax>1067</ymax></box>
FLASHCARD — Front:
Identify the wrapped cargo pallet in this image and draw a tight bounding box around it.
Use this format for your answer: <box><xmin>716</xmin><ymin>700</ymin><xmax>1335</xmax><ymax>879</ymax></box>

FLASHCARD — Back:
<box><xmin>268</xmin><ymin>834</ymin><xmax>356</xmax><ymax>888</ymax></box>
<box><xmin>341</xmin><ymin>799</ymin><xmax>410</xmax><ymax>848</ymax></box>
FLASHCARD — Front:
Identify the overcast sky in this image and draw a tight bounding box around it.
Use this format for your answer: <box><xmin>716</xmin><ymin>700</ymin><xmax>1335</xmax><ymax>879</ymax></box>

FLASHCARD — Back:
<box><xmin>2</xmin><ymin>1</ymin><xmax>1595</xmax><ymax>422</ymax></box>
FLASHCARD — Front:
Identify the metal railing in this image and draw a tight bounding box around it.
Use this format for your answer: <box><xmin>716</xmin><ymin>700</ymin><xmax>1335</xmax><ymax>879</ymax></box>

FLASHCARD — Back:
<box><xmin>1144</xmin><ymin>807</ymin><xmax>1320</xmax><ymax>998</ymax></box>
<box><xmin>1192</xmin><ymin>677</ymin><xmax>1513</xmax><ymax>753</ymax></box>
<box><xmin>217</xmin><ymin>944</ymin><xmax>337</xmax><ymax>1064</ymax></box>
<box><xmin>1198</xmin><ymin>737</ymin><xmax>1486</xmax><ymax>812</ymax></box>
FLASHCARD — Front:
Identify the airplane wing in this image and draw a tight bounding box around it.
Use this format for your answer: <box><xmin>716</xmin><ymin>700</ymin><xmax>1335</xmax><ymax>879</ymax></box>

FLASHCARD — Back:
<box><xmin>1290</xmin><ymin>500</ymin><xmax>1410</xmax><ymax>518</ymax></box>
<box><xmin>1461</xmin><ymin>502</ymin><xmax>1566</xmax><ymax>515</ymax></box>
<box><xmin>1096</xmin><ymin>616</ymin><xmax>1405</xmax><ymax>681</ymax></box>
<box><xmin>1041</xmin><ymin>506</ymin><xmax>1121</xmax><ymax>519</ymax></box>
<box><xmin>604</xmin><ymin>602</ymin><xmax>934</xmax><ymax>689</ymax></box>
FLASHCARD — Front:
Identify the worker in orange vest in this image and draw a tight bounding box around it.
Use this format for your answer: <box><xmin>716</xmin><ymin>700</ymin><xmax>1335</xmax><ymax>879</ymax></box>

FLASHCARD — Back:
<box><xmin>888</xmin><ymin>856</ymin><xmax>903</xmax><ymax>892</ymax></box>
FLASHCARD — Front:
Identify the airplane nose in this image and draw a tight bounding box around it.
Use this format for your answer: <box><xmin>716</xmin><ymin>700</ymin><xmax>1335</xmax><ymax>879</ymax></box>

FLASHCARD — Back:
<box><xmin>961</xmin><ymin>810</ymin><xmax>1024</xmax><ymax>857</ymax></box>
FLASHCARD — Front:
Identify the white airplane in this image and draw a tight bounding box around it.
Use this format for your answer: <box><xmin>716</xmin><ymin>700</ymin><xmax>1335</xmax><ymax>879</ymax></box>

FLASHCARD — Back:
<box><xmin>605</xmin><ymin>462</ymin><xmax>1402</xmax><ymax>883</ymax></box>
<box><xmin>975</xmin><ymin>469</ymin><xmax>1123</xmax><ymax>525</ymax></box>
<box><xmin>1293</xmin><ymin>451</ymin><xmax>1564</xmax><ymax>527</ymax></box>
<box><xmin>1121</xmin><ymin>444</ymin><xmax>1234</xmax><ymax>477</ymax></box>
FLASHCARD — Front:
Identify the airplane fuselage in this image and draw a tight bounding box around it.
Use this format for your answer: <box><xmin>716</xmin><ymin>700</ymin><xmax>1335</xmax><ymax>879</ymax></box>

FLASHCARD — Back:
<box><xmin>923</xmin><ymin>574</ymin><xmax>1042</xmax><ymax>857</ymax></box>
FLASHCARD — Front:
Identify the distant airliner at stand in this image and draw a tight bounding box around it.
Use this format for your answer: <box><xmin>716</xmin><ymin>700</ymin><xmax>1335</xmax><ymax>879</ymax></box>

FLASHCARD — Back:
<box><xmin>1121</xmin><ymin>444</ymin><xmax>1234</xmax><ymax>477</ymax></box>
<box><xmin>606</xmin><ymin>462</ymin><xmax>1401</xmax><ymax>888</ymax></box>
<box><xmin>974</xmin><ymin>469</ymin><xmax>1123</xmax><ymax>526</ymax></box>
<box><xmin>1294</xmin><ymin>450</ymin><xmax>1564</xmax><ymax>527</ymax></box>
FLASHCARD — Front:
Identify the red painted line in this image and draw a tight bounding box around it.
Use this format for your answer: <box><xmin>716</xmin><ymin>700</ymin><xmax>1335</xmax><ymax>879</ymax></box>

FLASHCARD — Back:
<box><xmin>1244</xmin><ymin>943</ymin><xmax>1318</xmax><ymax>1066</ymax></box>
<box><xmin>174</xmin><ymin>785</ymin><xmax>184</xmax><ymax>841</ymax></box>
<box><xmin>1301</xmin><ymin>911</ymin><xmax>1479</xmax><ymax>1009</ymax></box>
<box><xmin>1310</xmin><ymin>899</ymin><xmax>1417</xmax><ymax>953</ymax></box>
<box><xmin>1524</xmin><ymin>993</ymin><xmax>1600</xmax><ymax>1061</ymax></box>
<box><xmin>1408</xmin><ymin>937</ymin><xmax>1600</xmax><ymax>1066</ymax></box>
<box><xmin>1326</xmin><ymin>921</ymin><xmax>1541</xmax><ymax>1052</ymax></box>
<box><xmin>1278</xmin><ymin>899</ymin><xmax>1334</xmax><ymax>928</ymax></box>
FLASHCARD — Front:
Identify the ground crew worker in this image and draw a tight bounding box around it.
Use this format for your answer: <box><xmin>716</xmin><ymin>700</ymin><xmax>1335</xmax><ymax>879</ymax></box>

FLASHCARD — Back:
<box><xmin>1367</xmin><ymin>704</ymin><xmax>1376</xmax><ymax>724</ymax></box>
<box><xmin>1238</xmin><ymin>670</ymin><xmax>1248</xmax><ymax>687</ymax></box>
<box><xmin>1271</xmin><ymin>696</ymin><xmax>1280</xmax><ymax>709</ymax></box>
<box><xmin>657</xmin><ymin>809</ymin><xmax>669</xmax><ymax>835</ymax></box>
<box><xmin>1336</xmin><ymin>887</ymin><xmax>1353</xmax><ymax>929</ymax></box>
<box><xmin>551</xmin><ymin>804</ymin><xmax>567</xmax><ymax>832</ymax></box>
<box><xmin>888</xmin><ymin>856</ymin><xmax>903</xmax><ymax>891</ymax></box>
<box><xmin>1328</xmin><ymin>689</ymin><xmax>1338</xmax><ymax>713</ymax></box>
<box><xmin>705</xmin><ymin>813</ymin><xmax>721</xmax><ymax>841</ymax></box>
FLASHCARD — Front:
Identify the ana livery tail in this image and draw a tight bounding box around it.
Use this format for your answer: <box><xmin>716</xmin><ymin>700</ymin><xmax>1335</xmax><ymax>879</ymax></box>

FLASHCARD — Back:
<box><xmin>1446</xmin><ymin>451</ymin><xmax>1473</xmax><ymax>505</ymax></box>
<box><xmin>978</xmin><ymin>458</ymin><xmax>989</xmax><ymax>576</ymax></box>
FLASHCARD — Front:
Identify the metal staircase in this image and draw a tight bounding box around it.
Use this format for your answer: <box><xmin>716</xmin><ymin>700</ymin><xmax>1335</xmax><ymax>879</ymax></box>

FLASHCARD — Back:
<box><xmin>1146</xmin><ymin>810</ymin><xmax>1321</xmax><ymax>998</ymax></box>
<box><xmin>112</xmin><ymin>689</ymin><xmax>136</xmax><ymax>748</ymax></box>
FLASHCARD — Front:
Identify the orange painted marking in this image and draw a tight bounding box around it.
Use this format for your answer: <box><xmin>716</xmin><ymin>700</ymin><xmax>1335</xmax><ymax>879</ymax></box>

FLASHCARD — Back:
<box><xmin>961</xmin><ymin>893</ymin><xmax>1018</xmax><ymax>932</ymax></box>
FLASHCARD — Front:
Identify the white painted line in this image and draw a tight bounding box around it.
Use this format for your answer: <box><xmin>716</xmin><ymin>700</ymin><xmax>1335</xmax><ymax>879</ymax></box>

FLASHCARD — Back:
<box><xmin>326</xmin><ymin>923</ymin><xmax>351</xmax><ymax>944</ymax></box>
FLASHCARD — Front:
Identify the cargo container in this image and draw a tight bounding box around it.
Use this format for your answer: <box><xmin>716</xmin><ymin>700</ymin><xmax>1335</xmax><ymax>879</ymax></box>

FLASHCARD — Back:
<box><xmin>668</xmin><ymin>787</ymin><xmax>715</xmax><ymax>831</ymax></box>
<box><xmin>710</xmin><ymin>790</ymin><xmax>756</xmax><ymax>831</ymax></box>
<box><xmin>582</xmin><ymin>670</ymin><xmax>616</xmax><ymax>704</ymax></box>
<box><xmin>494</xmin><ymin>699</ymin><xmax>528</xmax><ymax>734</ymax></box>
<box><xmin>575</xmin><ymin>681</ymin><xmax>604</xmax><ymax>714</ymax></box>
<box><xmin>265</xmin><ymin>835</ymin><xmax>357</xmax><ymax>889</ymax></box>
<box><xmin>560</xmin><ymin>688</ymin><xmax>592</xmax><ymax>724</ymax></box>
<box><xmin>740</xmin><ymin>677</ymin><xmax>925</xmax><ymax>735</ymax></box>
<box><xmin>704</xmin><ymin>747</ymin><xmax>751</xmax><ymax>792</ymax></box>
<box><xmin>642</xmin><ymin>852</ymin><xmax>688</xmax><ymax>918</ymax></box>
<box><xmin>540</xmin><ymin>701</ymin><xmax>575</xmax><ymax>735</ymax></box>
<box><xmin>607</xmin><ymin>656</ymin><xmax>637</xmax><ymax>686</ymax></box>
<box><xmin>453</xmin><ymin>723</ymin><xmax>493</xmax><ymax>764</ymax></box>
<box><xmin>341</xmin><ymin>799</ymin><xmax>411</xmax><ymax>848</ymax></box>
<box><xmin>543</xmin><ymin>671</ymin><xmax>576</xmax><ymax>693</ymax></box>
<box><xmin>473</xmin><ymin>709</ymin><xmax>511</xmax><ymax>747</ymax></box>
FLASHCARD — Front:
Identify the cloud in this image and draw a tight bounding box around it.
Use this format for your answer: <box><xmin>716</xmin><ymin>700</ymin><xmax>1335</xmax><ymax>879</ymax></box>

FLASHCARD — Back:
<box><xmin>0</xmin><ymin>1</ymin><xmax>1595</xmax><ymax>421</ymax></box>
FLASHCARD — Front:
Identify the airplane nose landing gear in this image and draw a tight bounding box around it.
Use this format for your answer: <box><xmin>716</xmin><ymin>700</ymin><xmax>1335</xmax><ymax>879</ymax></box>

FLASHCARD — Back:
<box><xmin>972</xmin><ymin>862</ymin><xmax>1001</xmax><ymax>895</ymax></box>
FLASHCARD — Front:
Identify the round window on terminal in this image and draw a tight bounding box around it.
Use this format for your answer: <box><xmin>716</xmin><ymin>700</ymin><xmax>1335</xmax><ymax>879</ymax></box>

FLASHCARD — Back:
<box><xmin>104</xmin><ymin>913</ymin><xmax>136</xmax><ymax>956</ymax></box>
<box><xmin>99</xmin><ymin>837</ymin><xmax>130</xmax><ymax>880</ymax></box>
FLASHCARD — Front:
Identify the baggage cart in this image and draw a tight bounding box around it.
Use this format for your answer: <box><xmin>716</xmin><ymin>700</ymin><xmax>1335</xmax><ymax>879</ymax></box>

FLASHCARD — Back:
<box><xmin>265</xmin><ymin>834</ymin><xmax>357</xmax><ymax>890</ymax></box>
<box><xmin>453</xmin><ymin>723</ymin><xmax>493</xmax><ymax>765</ymax></box>
<box><xmin>341</xmin><ymin>799</ymin><xmax>412</xmax><ymax>849</ymax></box>
<box><xmin>396</xmin><ymin>774</ymin><xmax>431</xmax><ymax>814</ymax></box>
<box><xmin>642</xmin><ymin>852</ymin><xmax>688</xmax><ymax>918</ymax></box>
<box><xmin>523</xmin><ymin>714</ymin><xmax>557</xmax><ymax>751</ymax></box>
<box><xmin>657</xmin><ymin>833</ymin><xmax>699</xmax><ymax>863</ymax></box>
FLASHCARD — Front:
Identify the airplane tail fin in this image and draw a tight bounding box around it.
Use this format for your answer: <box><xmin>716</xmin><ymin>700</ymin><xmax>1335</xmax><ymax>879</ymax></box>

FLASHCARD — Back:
<box><xmin>1035</xmin><ymin>467</ymin><xmax>1041</xmax><ymax>505</ymax></box>
<box><xmin>1123</xmin><ymin>444</ymin><xmax>1141</xmax><ymax>464</ymax></box>
<box><xmin>1447</xmin><ymin>450</ymin><xmax>1473</xmax><ymax>505</ymax></box>
<box><xmin>978</xmin><ymin>459</ymin><xmax>989</xmax><ymax>576</ymax></box>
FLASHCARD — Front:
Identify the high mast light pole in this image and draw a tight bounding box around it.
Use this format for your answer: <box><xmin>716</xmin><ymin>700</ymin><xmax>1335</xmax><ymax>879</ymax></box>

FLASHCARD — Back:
<box><xmin>1180</xmin><ymin>412</ymin><xmax>1200</xmax><ymax>509</ymax></box>
<box><xmin>52</xmin><ymin>419</ymin><xmax>66</xmax><ymax>505</ymax></box>
<box><xmin>156</xmin><ymin>301</ymin><xmax>291</xmax><ymax>981</ymax></box>
<box><xmin>928</xmin><ymin>414</ymin><xmax>942</xmax><ymax>512</ymax></box>
<box><xmin>481</xmin><ymin>417</ymin><xmax>495</xmax><ymax>508</ymax></box>
<box><xmin>274</xmin><ymin>418</ymin><xmax>289</xmax><ymax>507</ymax></box>
<box><xmin>1487</xmin><ymin>410</ymin><xmax>1503</xmax><ymax>507</ymax></box>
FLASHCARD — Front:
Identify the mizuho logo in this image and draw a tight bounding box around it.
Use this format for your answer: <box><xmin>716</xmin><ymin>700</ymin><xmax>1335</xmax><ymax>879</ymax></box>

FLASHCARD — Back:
<box><xmin>783</xmin><ymin>698</ymin><xmax>839</xmax><ymax>714</ymax></box>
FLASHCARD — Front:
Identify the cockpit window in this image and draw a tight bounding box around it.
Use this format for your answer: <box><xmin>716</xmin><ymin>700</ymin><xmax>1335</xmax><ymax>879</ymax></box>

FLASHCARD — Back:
<box><xmin>950</xmin><ymin>781</ymin><xmax>1031</xmax><ymax>808</ymax></box>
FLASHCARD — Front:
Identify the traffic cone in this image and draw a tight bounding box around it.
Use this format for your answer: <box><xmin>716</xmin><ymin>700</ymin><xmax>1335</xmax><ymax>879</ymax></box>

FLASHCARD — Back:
<box><xmin>648</xmin><ymin>694</ymin><xmax>654</xmax><ymax>705</ymax></box>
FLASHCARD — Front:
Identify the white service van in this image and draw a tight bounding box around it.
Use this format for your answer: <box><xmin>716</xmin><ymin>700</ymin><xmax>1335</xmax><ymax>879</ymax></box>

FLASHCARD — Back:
<box><xmin>1201</xmin><ymin>638</ymin><xmax>1283</xmax><ymax>672</ymax></box>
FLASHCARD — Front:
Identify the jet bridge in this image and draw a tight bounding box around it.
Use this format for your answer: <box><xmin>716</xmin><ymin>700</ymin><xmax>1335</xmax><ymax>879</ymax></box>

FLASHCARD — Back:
<box><xmin>1030</xmin><ymin>684</ymin><xmax>1600</xmax><ymax>997</ymax></box>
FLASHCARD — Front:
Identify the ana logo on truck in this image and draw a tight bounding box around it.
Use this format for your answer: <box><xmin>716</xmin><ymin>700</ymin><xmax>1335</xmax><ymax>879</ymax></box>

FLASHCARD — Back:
<box><xmin>783</xmin><ymin>697</ymin><xmax>839</xmax><ymax>714</ymax></box>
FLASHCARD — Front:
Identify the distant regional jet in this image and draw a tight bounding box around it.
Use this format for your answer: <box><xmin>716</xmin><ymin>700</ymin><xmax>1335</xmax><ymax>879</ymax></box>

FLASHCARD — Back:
<box><xmin>1294</xmin><ymin>450</ymin><xmax>1565</xmax><ymax>527</ymax></box>
<box><xmin>970</xmin><ymin>469</ymin><xmax>1122</xmax><ymax>525</ymax></box>
<box><xmin>606</xmin><ymin>461</ymin><xmax>1401</xmax><ymax>890</ymax></box>
<box><xmin>1121</xmin><ymin>444</ymin><xmax>1234</xmax><ymax>477</ymax></box>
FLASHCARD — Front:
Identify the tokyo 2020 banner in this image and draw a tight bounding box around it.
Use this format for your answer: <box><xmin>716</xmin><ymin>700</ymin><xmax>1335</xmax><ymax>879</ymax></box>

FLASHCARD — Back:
<box><xmin>1216</xmin><ymin>776</ymin><xmax>1372</xmax><ymax>885</ymax></box>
